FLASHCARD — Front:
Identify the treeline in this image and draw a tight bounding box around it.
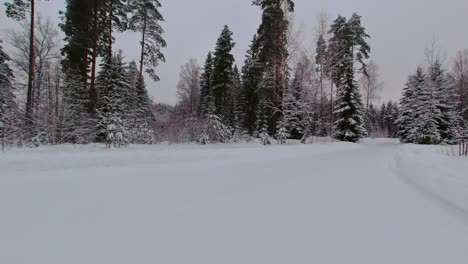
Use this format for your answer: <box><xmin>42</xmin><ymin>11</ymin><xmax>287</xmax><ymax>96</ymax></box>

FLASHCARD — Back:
<box><xmin>397</xmin><ymin>48</ymin><xmax>468</xmax><ymax>145</ymax></box>
<box><xmin>2</xmin><ymin>0</ymin><xmax>465</xmax><ymax>148</ymax></box>
<box><xmin>1</xmin><ymin>0</ymin><xmax>165</xmax><ymax>148</ymax></box>
<box><xmin>166</xmin><ymin>3</ymin><xmax>377</xmax><ymax>144</ymax></box>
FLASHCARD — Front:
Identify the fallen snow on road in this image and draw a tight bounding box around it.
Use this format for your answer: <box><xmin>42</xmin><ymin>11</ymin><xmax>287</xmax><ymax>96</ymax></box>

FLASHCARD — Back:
<box><xmin>1</xmin><ymin>140</ymin><xmax>468</xmax><ymax>264</ymax></box>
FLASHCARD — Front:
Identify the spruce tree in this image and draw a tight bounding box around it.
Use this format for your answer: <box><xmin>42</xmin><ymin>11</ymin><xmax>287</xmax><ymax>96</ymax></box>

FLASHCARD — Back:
<box><xmin>430</xmin><ymin>61</ymin><xmax>459</xmax><ymax>144</ymax></box>
<box><xmin>397</xmin><ymin>70</ymin><xmax>421</xmax><ymax>142</ymax></box>
<box><xmin>0</xmin><ymin>40</ymin><xmax>18</xmax><ymax>149</ymax></box>
<box><xmin>333</xmin><ymin>60</ymin><xmax>367</xmax><ymax>142</ymax></box>
<box><xmin>211</xmin><ymin>25</ymin><xmax>235</xmax><ymax>124</ymax></box>
<box><xmin>198</xmin><ymin>52</ymin><xmax>214</xmax><ymax>116</ymax></box>
<box><xmin>96</xmin><ymin>51</ymin><xmax>131</xmax><ymax>145</ymax></box>
<box><xmin>239</xmin><ymin>35</ymin><xmax>262</xmax><ymax>134</ymax></box>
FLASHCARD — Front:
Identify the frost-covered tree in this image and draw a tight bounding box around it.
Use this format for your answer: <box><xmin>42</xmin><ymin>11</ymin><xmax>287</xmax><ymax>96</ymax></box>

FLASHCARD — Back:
<box><xmin>397</xmin><ymin>68</ymin><xmax>424</xmax><ymax>143</ymax></box>
<box><xmin>4</xmin><ymin>0</ymin><xmax>42</xmax><ymax>122</ymax></box>
<box><xmin>360</xmin><ymin>60</ymin><xmax>383</xmax><ymax>108</ymax></box>
<box><xmin>252</xmin><ymin>0</ymin><xmax>294</xmax><ymax>133</ymax></box>
<box><xmin>96</xmin><ymin>51</ymin><xmax>131</xmax><ymax>145</ymax></box>
<box><xmin>176</xmin><ymin>59</ymin><xmax>201</xmax><ymax>116</ymax></box>
<box><xmin>329</xmin><ymin>14</ymin><xmax>369</xmax><ymax>142</ymax></box>
<box><xmin>61</xmin><ymin>73</ymin><xmax>95</xmax><ymax>144</ymax></box>
<box><xmin>198</xmin><ymin>52</ymin><xmax>214</xmax><ymax>116</ymax></box>
<box><xmin>239</xmin><ymin>35</ymin><xmax>262</xmax><ymax>134</ymax></box>
<box><xmin>0</xmin><ymin>40</ymin><xmax>18</xmax><ymax>150</ymax></box>
<box><xmin>333</xmin><ymin>61</ymin><xmax>367</xmax><ymax>142</ymax></box>
<box><xmin>211</xmin><ymin>25</ymin><xmax>235</xmax><ymax>123</ymax></box>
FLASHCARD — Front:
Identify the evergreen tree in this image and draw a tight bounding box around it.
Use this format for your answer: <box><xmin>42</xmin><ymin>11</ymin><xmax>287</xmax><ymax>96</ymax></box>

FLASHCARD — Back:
<box><xmin>0</xmin><ymin>40</ymin><xmax>18</xmax><ymax>149</ymax></box>
<box><xmin>239</xmin><ymin>35</ymin><xmax>262</xmax><ymax>134</ymax></box>
<box><xmin>128</xmin><ymin>0</ymin><xmax>166</xmax><ymax>82</ymax></box>
<box><xmin>211</xmin><ymin>25</ymin><xmax>235</xmax><ymax>124</ymax></box>
<box><xmin>61</xmin><ymin>73</ymin><xmax>95</xmax><ymax>144</ymax></box>
<box><xmin>96</xmin><ymin>51</ymin><xmax>131</xmax><ymax>145</ymax></box>
<box><xmin>429</xmin><ymin>61</ymin><xmax>459</xmax><ymax>144</ymax></box>
<box><xmin>333</xmin><ymin>61</ymin><xmax>367</xmax><ymax>142</ymax></box>
<box><xmin>252</xmin><ymin>0</ymin><xmax>294</xmax><ymax>133</ymax></box>
<box><xmin>329</xmin><ymin>14</ymin><xmax>370</xmax><ymax>142</ymax></box>
<box><xmin>231</xmin><ymin>65</ymin><xmax>243</xmax><ymax>132</ymax></box>
<box><xmin>397</xmin><ymin>70</ymin><xmax>422</xmax><ymax>142</ymax></box>
<box><xmin>60</xmin><ymin>0</ymin><xmax>94</xmax><ymax>98</ymax></box>
<box><xmin>283</xmin><ymin>70</ymin><xmax>304</xmax><ymax>139</ymax></box>
<box><xmin>198</xmin><ymin>52</ymin><xmax>214</xmax><ymax>116</ymax></box>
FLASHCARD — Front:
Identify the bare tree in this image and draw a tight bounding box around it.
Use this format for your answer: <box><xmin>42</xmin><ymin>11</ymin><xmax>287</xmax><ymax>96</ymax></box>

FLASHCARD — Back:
<box><xmin>176</xmin><ymin>59</ymin><xmax>201</xmax><ymax>116</ymax></box>
<box><xmin>313</xmin><ymin>10</ymin><xmax>330</xmax><ymax>42</ymax></box>
<box><xmin>6</xmin><ymin>15</ymin><xmax>60</xmax><ymax>109</ymax></box>
<box><xmin>451</xmin><ymin>49</ymin><xmax>468</xmax><ymax>121</ymax></box>
<box><xmin>283</xmin><ymin>3</ymin><xmax>304</xmax><ymax>67</ymax></box>
<box><xmin>6</xmin><ymin>15</ymin><xmax>61</xmax><ymax>142</ymax></box>
<box><xmin>359</xmin><ymin>60</ymin><xmax>384</xmax><ymax>108</ymax></box>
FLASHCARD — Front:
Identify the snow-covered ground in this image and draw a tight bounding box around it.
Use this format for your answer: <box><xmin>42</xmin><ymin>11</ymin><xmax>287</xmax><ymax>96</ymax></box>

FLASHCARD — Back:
<box><xmin>1</xmin><ymin>140</ymin><xmax>468</xmax><ymax>264</ymax></box>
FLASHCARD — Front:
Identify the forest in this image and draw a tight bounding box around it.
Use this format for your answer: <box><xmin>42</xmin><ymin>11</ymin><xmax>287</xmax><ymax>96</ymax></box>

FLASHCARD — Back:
<box><xmin>1</xmin><ymin>0</ymin><xmax>467</xmax><ymax>149</ymax></box>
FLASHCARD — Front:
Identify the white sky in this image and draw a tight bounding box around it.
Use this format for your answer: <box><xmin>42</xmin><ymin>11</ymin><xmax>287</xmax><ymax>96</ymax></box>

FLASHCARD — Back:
<box><xmin>1</xmin><ymin>0</ymin><xmax>467</xmax><ymax>105</ymax></box>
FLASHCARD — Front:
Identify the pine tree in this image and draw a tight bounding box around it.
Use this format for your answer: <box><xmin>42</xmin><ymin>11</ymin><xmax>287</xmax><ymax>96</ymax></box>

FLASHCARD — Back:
<box><xmin>0</xmin><ymin>40</ymin><xmax>18</xmax><ymax>150</ymax></box>
<box><xmin>128</xmin><ymin>0</ymin><xmax>166</xmax><ymax>82</ymax></box>
<box><xmin>211</xmin><ymin>25</ymin><xmax>235</xmax><ymax>124</ymax></box>
<box><xmin>60</xmin><ymin>0</ymin><xmax>94</xmax><ymax>107</ymax></box>
<box><xmin>252</xmin><ymin>0</ymin><xmax>294</xmax><ymax>133</ymax></box>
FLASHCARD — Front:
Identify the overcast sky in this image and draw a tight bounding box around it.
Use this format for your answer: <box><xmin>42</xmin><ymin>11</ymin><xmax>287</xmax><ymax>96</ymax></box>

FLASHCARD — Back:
<box><xmin>1</xmin><ymin>0</ymin><xmax>467</xmax><ymax>105</ymax></box>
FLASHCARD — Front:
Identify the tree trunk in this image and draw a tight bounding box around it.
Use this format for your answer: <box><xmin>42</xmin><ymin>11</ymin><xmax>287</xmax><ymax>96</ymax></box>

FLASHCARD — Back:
<box><xmin>139</xmin><ymin>11</ymin><xmax>148</xmax><ymax>78</ymax></box>
<box><xmin>25</xmin><ymin>0</ymin><xmax>35</xmax><ymax>125</ymax></box>
<box><xmin>89</xmin><ymin>0</ymin><xmax>99</xmax><ymax>113</ymax></box>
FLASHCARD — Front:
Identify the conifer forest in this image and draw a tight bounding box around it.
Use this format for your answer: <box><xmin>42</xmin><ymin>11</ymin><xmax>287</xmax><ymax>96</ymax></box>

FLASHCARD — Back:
<box><xmin>1</xmin><ymin>1</ymin><xmax>468</xmax><ymax>264</ymax></box>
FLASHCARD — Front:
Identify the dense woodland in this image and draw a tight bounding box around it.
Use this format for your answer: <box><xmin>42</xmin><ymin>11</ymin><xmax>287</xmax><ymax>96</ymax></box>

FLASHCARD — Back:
<box><xmin>1</xmin><ymin>0</ymin><xmax>467</xmax><ymax>149</ymax></box>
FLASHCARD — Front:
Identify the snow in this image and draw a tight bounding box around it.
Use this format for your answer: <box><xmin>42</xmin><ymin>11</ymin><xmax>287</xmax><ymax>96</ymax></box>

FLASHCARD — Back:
<box><xmin>1</xmin><ymin>140</ymin><xmax>468</xmax><ymax>264</ymax></box>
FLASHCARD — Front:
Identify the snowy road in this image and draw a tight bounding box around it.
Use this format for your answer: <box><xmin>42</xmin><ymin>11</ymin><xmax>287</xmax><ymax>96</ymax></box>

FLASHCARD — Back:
<box><xmin>1</xmin><ymin>141</ymin><xmax>468</xmax><ymax>264</ymax></box>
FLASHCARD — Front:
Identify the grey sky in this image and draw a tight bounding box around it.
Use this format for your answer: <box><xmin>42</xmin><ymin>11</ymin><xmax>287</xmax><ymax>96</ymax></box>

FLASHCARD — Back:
<box><xmin>1</xmin><ymin>0</ymin><xmax>467</xmax><ymax>105</ymax></box>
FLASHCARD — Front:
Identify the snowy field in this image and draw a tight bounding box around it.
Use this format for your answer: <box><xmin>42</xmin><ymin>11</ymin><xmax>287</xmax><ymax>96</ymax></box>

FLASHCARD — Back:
<box><xmin>1</xmin><ymin>140</ymin><xmax>468</xmax><ymax>264</ymax></box>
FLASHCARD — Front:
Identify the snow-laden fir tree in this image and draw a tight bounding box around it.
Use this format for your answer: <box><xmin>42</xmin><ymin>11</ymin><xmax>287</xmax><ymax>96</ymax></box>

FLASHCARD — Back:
<box><xmin>397</xmin><ymin>69</ymin><xmax>422</xmax><ymax>143</ymax></box>
<box><xmin>333</xmin><ymin>61</ymin><xmax>367</xmax><ymax>142</ymax></box>
<box><xmin>429</xmin><ymin>61</ymin><xmax>459</xmax><ymax>144</ymax></box>
<box><xmin>198</xmin><ymin>52</ymin><xmax>214</xmax><ymax>116</ymax></box>
<box><xmin>239</xmin><ymin>34</ymin><xmax>262</xmax><ymax>134</ymax></box>
<box><xmin>211</xmin><ymin>25</ymin><xmax>236</xmax><ymax>125</ymax></box>
<box><xmin>132</xmin><ymin>75</ymin><xmax>156</xmax><ymax>144</ymax></box>
<box><xmin>96</xmin><ymin>51</ymin><xmax>131</xmax><ymax>146</ymax></box>
<box><xmin>0</xmin><ymin>40</ymin><xmax>18</xmax><ymax>150</ymax></box>
<box><xmin>283</xmin><ymin>70</ymin><xmax>304</xmax><ymax>139</ymax></box>
<box><xmin>61</xmin><ymin>71</ymin><xmax>96</xmax><ymax>144</ymax></box>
